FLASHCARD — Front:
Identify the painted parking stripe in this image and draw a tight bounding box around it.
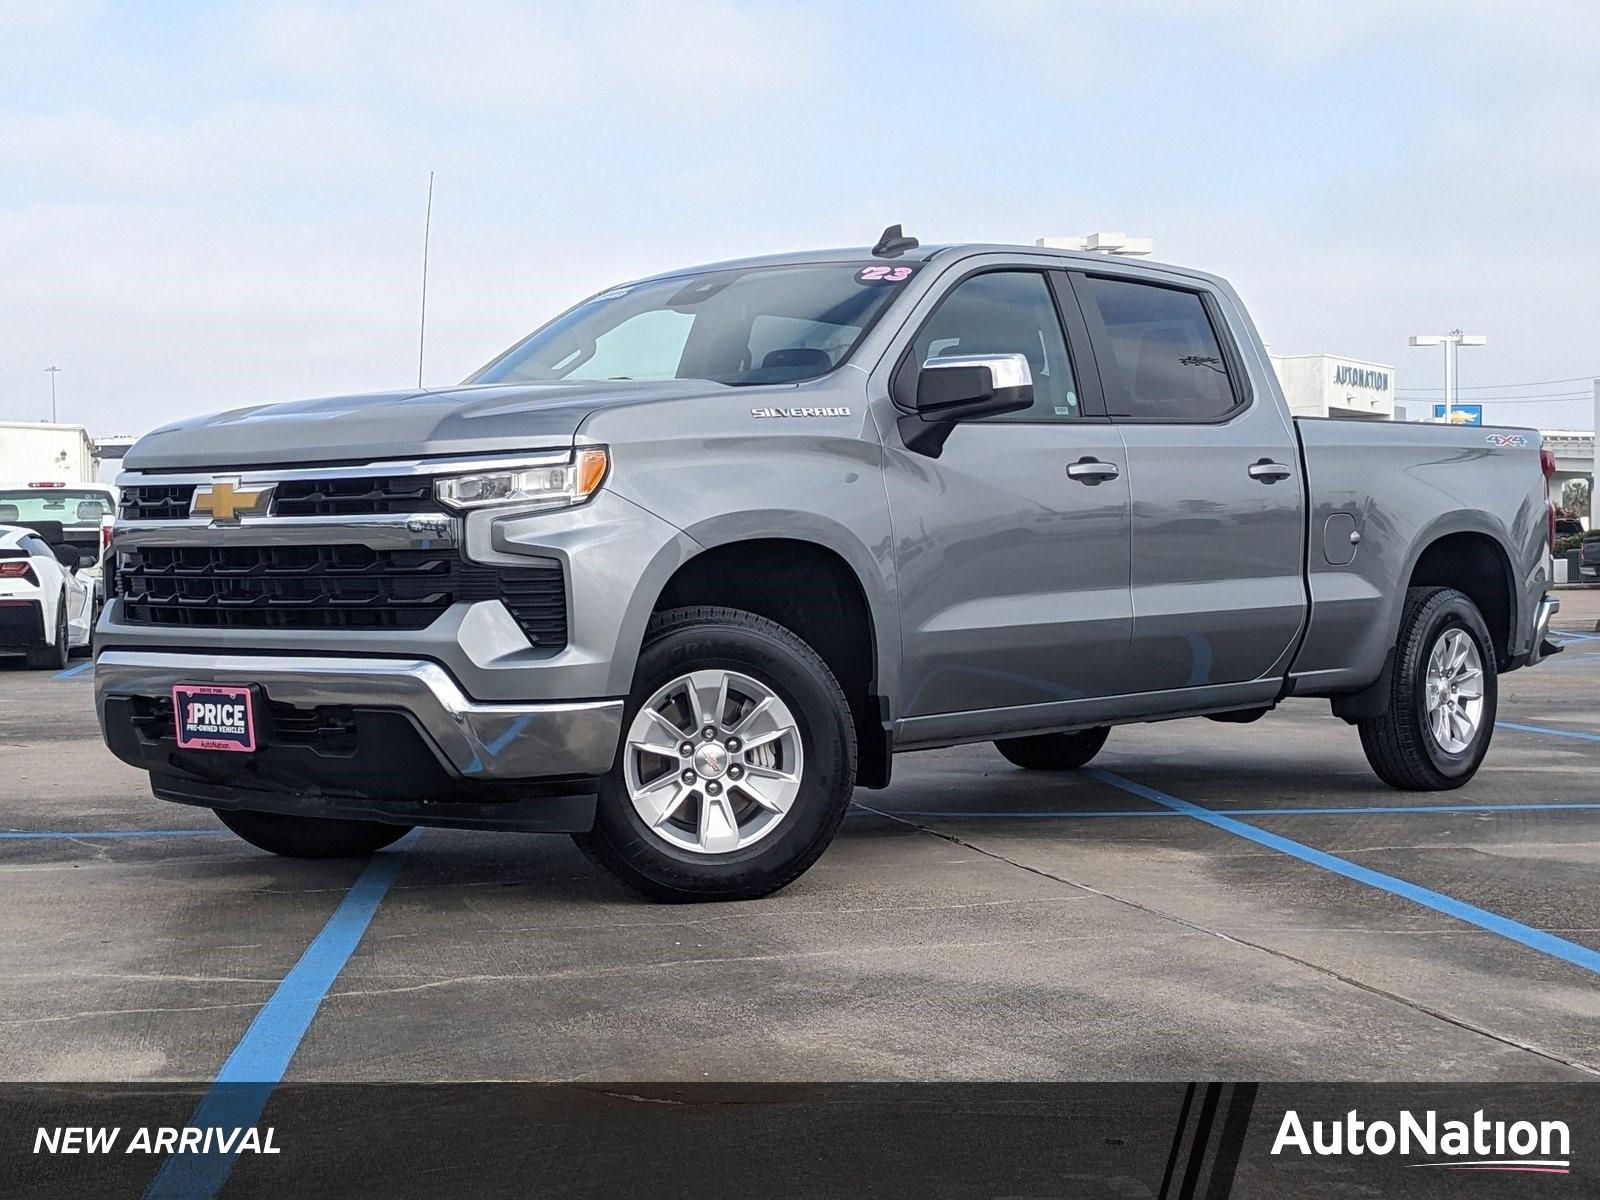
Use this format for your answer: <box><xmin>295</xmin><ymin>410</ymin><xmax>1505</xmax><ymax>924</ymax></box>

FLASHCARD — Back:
<box><xmin>850</xmin><ymin>801</ymin><xmax>1600</xmax><ymax>820</ymax></box>
<box><xmin>51</xmin><ymin>660</ymin><xmax>93</xmax><ymax>680</ymax></box>
<box><xmin>0</xmin><ymin>829</ymin><xmax>227</xmax><ymax>840</ymax></box>
<box><xmin>144</xmin><ymin>844</ymin><xmax>410</xmax><ymax>1200</ymax></box>
<box><xmin>1497</xmin><ymin>720</ymin><xmax>1600</xmax><ymax>743</ymax></box>
<box><xmin>1084</xmin><ymin>767</ymin><xmax>1600</xmax><ymax>977</ymax></box>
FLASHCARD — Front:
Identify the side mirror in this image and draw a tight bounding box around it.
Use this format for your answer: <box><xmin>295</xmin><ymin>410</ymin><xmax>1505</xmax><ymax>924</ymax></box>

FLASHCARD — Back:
<box><xmin>898</xmin><ymin>353</ymin><xmax>1034</xmax><ymax>457</ymax></box>
<box><xmin>52</xmin><ymin>544</ymin><xmax>82</xmax><ymax>570</ymax></box>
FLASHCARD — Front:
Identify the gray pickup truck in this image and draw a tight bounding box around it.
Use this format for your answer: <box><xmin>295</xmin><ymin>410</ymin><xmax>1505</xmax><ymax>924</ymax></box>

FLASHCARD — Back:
<box><xmin>95</xmin><ymin>231</ymin><xmax>1561</xmax><ymax>900</ymax></box>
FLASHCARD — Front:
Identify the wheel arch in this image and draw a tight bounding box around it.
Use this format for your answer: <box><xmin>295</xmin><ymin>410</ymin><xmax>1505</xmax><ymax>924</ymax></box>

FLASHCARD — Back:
<box><xmin>646</xmin><ymin>528</ymin><xmax>895</xmax><ymax>787</ymax></box>
<box><xmin>1402</xmin><ymin>526</ymin><xmax>1516</xmax><ymax>668</ymax></box>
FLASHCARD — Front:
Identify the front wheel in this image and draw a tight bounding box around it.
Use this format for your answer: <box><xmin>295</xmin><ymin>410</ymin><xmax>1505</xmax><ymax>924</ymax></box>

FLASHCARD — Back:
<box><xmin>1358</xmin><ymin>587</ymin><xmax>1497</xmax><ymax>791</ymax></box>
<box><xmin>574</xmin><ymin>606</ymin><xmax>857</xmax><ymax>902</ymax></box>
<box><xmin>214</xmin><ymin>808</ymin><xmax>411</xmax><ymax>858</ymax></box>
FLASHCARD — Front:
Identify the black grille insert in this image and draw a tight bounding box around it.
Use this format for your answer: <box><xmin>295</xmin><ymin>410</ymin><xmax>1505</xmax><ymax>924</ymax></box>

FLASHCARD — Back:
<box><xmin>272</xmin><ymin>476</ymin><xmax>444</xmax><ymax>517</ymax></box>
<box><xmin>119</xmin><ymin>484</ymin><xmax>196</xmax><ymax>522</ymax></box>
<box><xmin>115</xmin><ymin>545</ymin><xmax>567</xmax><ymax>643</ymax></box>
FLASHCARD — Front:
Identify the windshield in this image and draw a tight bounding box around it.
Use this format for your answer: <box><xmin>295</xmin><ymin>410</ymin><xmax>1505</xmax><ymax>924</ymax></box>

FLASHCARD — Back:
<box><xmin>469</xmin><ymin>263</ymin><xmax>916</xmax><ymax>388</ymax></box>
<box><xmin>0</xmin><ymin>489</ymin><xmax>113</xmax><ymax>528</ymax></box>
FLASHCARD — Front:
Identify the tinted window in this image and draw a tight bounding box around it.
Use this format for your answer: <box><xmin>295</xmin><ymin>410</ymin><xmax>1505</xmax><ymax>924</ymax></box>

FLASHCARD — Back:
<box><xmin>1078</xmin><ymin>278</ymin><xmax>1238</xmax><ymax>421</ymax></box>
<box><xmin>912</xmin><ymin>272</ymin><xmax>1080</xmax><ymax>421</ymax></box>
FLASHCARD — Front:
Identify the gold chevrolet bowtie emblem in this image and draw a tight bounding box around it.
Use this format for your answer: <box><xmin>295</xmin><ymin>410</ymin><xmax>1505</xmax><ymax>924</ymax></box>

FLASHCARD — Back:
<box><xmin>191</xmin><ymin>480</ymin><xmax>274</xmax><ymax>523</ymax></box>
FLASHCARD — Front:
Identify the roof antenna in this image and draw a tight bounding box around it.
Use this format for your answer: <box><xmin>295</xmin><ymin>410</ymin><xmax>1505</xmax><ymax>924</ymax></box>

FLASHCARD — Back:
<box><xmin>871</xmin><ymin>223</ymin><xmax>919</xmax><ymax>258</ymax></box>
<box><xmin>417</xmin><ymin>170</ymin><xmax>434</xmax><ymax>389</ymax></box>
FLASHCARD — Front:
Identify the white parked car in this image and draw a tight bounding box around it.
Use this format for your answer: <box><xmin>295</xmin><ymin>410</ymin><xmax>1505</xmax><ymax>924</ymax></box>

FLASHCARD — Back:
<box><xmin>0</xmin><ymin>482</ymin><xmax>117</xmax><ymax>600</ymax></box>
<box><xmin>0</xmin><ymin>522</ymin><xmax>96</xmax><ymax>669</ymax></box>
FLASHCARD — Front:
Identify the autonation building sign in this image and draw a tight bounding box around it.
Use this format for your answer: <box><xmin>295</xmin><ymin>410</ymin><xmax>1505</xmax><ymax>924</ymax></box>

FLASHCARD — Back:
<box><xmin>1271</xmin><ymin>353</ymin><xmax>1397</xmax><ymax>420</ymax></box>
<box><xmin>1333</xmin><ymin>364</ymin><xmax>1389</xmax><ymax>392</ymax></box>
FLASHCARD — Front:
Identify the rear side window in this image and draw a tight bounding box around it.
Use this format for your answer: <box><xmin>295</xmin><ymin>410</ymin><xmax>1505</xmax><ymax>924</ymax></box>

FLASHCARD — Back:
<box><xmin>1077</xmin><ymin>277</ymin><xmax>1239</xmax><ymax>421</ymax></box>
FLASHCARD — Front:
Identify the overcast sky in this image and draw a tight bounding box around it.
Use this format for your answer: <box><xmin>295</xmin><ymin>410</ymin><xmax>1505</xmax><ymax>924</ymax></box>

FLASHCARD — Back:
<box><xmin>3</xmin><ymin>0</ymin><xmax>1598</xmax><ymax>436</ymax></box>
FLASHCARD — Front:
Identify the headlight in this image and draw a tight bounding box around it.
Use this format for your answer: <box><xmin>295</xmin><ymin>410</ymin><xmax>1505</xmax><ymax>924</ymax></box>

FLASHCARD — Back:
<box><xmin>434</xmin><ymin>447</ymin><xmax>609</xmax><ymax>512</ymax></box>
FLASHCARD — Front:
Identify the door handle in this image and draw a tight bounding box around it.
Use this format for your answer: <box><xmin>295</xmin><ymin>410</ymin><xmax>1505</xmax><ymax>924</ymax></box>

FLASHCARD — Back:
<box><xmin>1247</xmin><ymin>459</ymin><xmax>1292</xmax><ymax>484</ymax></box>
<box><xmin>1066</xmin><ymin>457</ymin><xmax>1120</xmax><ymax>485</ymax></box>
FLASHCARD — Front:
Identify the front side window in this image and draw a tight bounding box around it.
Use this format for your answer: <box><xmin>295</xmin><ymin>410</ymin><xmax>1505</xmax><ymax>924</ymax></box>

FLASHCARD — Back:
<box><xmin>470</xmin><ymin>264</ymin><xmax>914</xmax><ymax>388</ymax></box>
<box><xmin>1076</xmin><ymin>277</ymin><xmax>1239</xmax><ymax>421</ymax></box>
<box><xmin>910</xmin><ymin>271</ymin><xmax>1081</xmax><ymax>421</ymax></box>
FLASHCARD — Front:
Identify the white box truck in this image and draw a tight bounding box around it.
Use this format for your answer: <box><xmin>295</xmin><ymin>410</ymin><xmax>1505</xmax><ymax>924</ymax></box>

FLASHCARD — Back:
<box><xmin>0</xmin><ymin>422</ymin><xmax>99</xmax><ymax>483</ymax></box>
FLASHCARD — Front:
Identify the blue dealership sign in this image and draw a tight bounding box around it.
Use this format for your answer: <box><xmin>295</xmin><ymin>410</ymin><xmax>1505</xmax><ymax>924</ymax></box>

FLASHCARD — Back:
<box><xmin>1432</xmin><ymin>404</ymin><xmax>1483</xmax><ymax>425</ymax></box>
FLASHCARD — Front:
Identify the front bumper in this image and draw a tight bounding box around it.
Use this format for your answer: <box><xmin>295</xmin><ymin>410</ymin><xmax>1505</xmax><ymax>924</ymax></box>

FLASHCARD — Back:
<box><xmin>95</xmin><ymin>650</ymin><xmax>624</xmax><ymax>780</ymax></box>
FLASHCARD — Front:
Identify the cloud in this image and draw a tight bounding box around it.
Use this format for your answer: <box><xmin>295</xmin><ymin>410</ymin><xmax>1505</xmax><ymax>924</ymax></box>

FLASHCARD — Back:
<box><xmin>249</xmin><ymin>0</ymin><xmax>821</xmax><ymax>113</ymax></box>
<box><xmin>0</xmin><ymin>104</ymin><xmax>397</xmax><ymax>200</ymax></box>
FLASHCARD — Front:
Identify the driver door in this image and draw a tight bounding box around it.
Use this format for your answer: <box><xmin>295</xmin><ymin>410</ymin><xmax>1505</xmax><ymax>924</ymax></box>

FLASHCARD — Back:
<box><xmin>882</xmin><ymin>267</ymin><xmax>1133</xmax><ymax>729</ymax></box>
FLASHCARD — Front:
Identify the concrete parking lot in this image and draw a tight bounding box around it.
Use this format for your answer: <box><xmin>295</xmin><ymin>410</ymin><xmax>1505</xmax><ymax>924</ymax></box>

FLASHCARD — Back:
<box><xmin>3</xmin><ymin>594</ymin><xmax>1598</xmax><ymax>1084</ymax></box>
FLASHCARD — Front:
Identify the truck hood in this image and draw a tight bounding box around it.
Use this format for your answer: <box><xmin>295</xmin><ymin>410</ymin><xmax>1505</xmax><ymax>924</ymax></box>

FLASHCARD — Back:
<box><xmin>122</xmin><ymin>380</ymin><xmax>725</xmax><ymax>471</ymax></box>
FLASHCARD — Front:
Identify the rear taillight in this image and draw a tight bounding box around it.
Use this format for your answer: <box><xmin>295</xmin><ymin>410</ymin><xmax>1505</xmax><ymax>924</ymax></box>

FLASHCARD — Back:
<box><xmin>0</xmin><ymin>561</ymin><xmax>38</xmax><ymax>585</ymax></box>
<box><xmin>1541</xmin><ymin>449</ymin><xmax>1558</xmax><ymax>550</ymax></box>
<box><xmin>101</xmin><ymin>523</ymin><xmax>114</xmax><ymax>553</ymax></box>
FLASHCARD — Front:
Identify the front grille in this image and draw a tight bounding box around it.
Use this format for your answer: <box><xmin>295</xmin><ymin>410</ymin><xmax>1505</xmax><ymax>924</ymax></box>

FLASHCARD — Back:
<box><xmin>120</xmin><ymin>484</ymin><xmax>196</xmax><ymax>522</ymax></box>
<box><xmin>119</xmin><ymin>475</ymin><xmax>446</xmax><ymax>521</ymax></box>
<box><xmin>272</xmin><ymin>476</ymin><xmax>445</xmax><ymax>517</ymax></box>
<box><xmin>115</xmin><ymin>544</ymin><xmax>567</xmax><ymax>644</ymax></box>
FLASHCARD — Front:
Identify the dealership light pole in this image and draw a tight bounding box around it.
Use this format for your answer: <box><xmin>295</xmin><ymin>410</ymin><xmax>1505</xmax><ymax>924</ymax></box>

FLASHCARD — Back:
<box><xmin>1408</xmin><ymin>330</ymin><xmax>1485</xmax><ymax>422</ymax></box>
<box><xmin>43</xmin><ymin>366</ymin><xmax>61</xmax><ymax>423</ymax></box>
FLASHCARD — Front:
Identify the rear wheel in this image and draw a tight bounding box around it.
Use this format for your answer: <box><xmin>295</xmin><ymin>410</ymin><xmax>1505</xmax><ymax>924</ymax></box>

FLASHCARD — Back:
<box><xmin>995</xmin><ymin>726</ymin><xmax>1110</xmax><ymax>771</ymax></box>
<box><xmin>574</xmin><ymin>606</ymin><xmax>856</xmax><ymax>902</ymax></box>
<box><xmin>1358</xmin><ymin>587</ymin><xmax>1497</xmax><ymax>790</ymax></box>
<box><xmin>214</xmin><ymin>808</ymin><xmax>411</xmax><ymax>858</ymax></box>
<box><xmin>24</xmin><ymin>599</ymin><xmax>69</xmax><ymax>671</ymax></box>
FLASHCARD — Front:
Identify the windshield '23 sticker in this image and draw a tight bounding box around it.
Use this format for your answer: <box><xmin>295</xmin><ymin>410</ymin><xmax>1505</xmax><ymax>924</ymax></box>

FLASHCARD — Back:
<box><xmin>1485</xmin><ymin>433</ymin><xmax>1527</xmax><ymax>447</ymax></box>
<box><xmin>856</xmin><ymin>265</ymin><xmax>915</xmax><ymax>284</ymax></box>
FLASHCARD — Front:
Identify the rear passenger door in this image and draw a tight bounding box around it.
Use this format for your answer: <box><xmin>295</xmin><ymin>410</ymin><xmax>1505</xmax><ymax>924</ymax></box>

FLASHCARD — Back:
<box><xmin>1068</xmin><ymin>272</ymin><xmax>1305</xmax><ymax>692</ymax></box>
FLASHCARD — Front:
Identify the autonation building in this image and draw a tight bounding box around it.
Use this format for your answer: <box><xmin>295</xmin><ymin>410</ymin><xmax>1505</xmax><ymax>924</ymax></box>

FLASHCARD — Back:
<box><xmin>1270</xmin><ymin>354</ymin><xmax>1396</xmax><ymax>420</ymax></box>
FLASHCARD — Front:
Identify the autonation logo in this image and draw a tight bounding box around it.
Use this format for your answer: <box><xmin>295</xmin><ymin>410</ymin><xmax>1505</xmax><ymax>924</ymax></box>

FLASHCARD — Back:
<box><xmin>1272</xmin><ymin>1108</ymin><xmax>1571</xmax><ymax>1175</ymax></box>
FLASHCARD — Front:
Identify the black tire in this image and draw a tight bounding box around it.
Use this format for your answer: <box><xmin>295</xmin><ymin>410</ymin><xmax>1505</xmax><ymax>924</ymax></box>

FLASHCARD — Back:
<box><xmin>1358</xmin><ymin>587</ymin><xmax>1498</xmax><ymax>791</ymax></box>
<box><xmin>995</xmin><ymin>726</ymin><xmax>1110</xmax><ymax>771</ymax></box>
<box><xmin>574</xmin><ymin>606</ymin><xmax>856</xmax><ymax>902</ymax></box>
<box><xmin>24</xmin><ymin>599</ymin><xmax>69</xmax><ymax>671</ymax></box>
<box><xmin>214</xmin><ymin>808</ymin><xmax>411</xmax><ymax>858</ymax></box>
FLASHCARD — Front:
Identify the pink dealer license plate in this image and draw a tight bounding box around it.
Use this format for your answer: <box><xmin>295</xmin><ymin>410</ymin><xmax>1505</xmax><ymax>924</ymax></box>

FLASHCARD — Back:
<box><xmin>172</xmin><ymin>683</ymin><xmax>258</xmax><ymax>753</ymax></box>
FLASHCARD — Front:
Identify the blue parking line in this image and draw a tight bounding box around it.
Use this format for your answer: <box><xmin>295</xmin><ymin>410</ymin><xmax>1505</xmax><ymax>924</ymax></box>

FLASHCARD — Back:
<box><xmin>1497</xmin><ymin>720</ymin><xmax>1600</xmax><ymax>743</ymax></box>
<box><xmin>0</xmin><ymin>829</ymin><xmax>227</xmax><ymax>840</ymax></box>
<box><xmin>851</xmin><ymin>801</ymin><xmax>1600</xmax><ymax>820</ymax></box>
<box><xmin>1552</xmin><ymin>630</ymin><xmax>1600</xmax><ymax>642</ymax></box>
<box><xmin>1084</xmin><ymin>768</ymin><xmax>1600</xmax><ymax>978</ymax></box>
<box><xmin>144</xmin><ymin>843</ymin><xmax>410</xmax><ymax>1200</ymax></box>
<box><xmin>51</xmin><ymin>660</ymin><xmax>93</xmax><ymax>680</ymax></box>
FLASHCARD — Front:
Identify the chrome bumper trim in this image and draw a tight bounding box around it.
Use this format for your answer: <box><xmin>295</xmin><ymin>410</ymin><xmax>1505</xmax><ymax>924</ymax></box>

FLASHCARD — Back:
<box><xmin>94</xmin><ymin>650</ymin><xmax>622</xmax><ymax>779</ymax></box>
<box><xmin>1528</xmin><ymin>594</ymin><xmax>1560</xmax><ymax>666</ymax></box>
<box><xmin>113</xmin><ymin>512</ymin><xmax>459</xmax><ymax>550</ymax></box>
